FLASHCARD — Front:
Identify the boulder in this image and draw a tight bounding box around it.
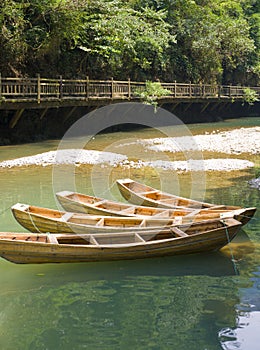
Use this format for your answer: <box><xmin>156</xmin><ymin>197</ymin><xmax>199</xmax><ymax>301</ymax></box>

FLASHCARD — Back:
<box><xmin>248</xmin><ymin>177</ymin><xmax>260</xmax><ymax>189</ymax></box>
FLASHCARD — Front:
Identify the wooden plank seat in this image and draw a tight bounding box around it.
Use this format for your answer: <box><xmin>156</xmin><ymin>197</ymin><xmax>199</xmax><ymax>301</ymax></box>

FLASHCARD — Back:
<box><xmin>48</xmin><ymin>234</ymin><xmax>58</xmax><ymax>244</ymax></box>
<box><xmin>152</xmin><ymin>210</ymin><xmax>170</xmax><ymax>217</ymax></box>
<box><xmin>61</xmin><ymin>212</ymin><xmax>74</xmax><ymax>222</ymax></box>
<box><xmin>158</xmin><ymin>198</ymin><xmax>178</xmax><ymax>204</ymax></box>
<box><xmin>89</xmin><ymin>235</ymin><xmax>99</xmax><ymax>245</ymax></box>
<box><xmin>184</xmin><ymin>209</ymin><xmax>201</xmax><ymax>217</ymax></box>
<box><xmin>135</xmin><ymin>233</ymin><xmax>145</xmax><ymax>242</ymax></box>
<box><xmin>139</xmin><ymin>219</ymin><xmax>146</xmax><ymax>227</ymax></box>
<box><xmin>140</xmin><ymin>190</ymin><xmax>159</xmax><ymax>195</ymax></box>
<box><xmin>170</xmin><ymin>227</ymin><xmax>188</xmax><ymax>237</ymax></box>
<box><xmin>96</xmin><ymin>218</ymin><xmax>104</xmax><ymax>226</ymax></box>
<box><xmin>92</xmin><ymin>200</ymin><xmax>107</xmax><ymax>207</ymax></box>
<box><xmin>120</xmin><ymin>207</ymin><xmax>136</xmax><ymax>214</ymax></box>
<box><xmin>208</xmin><ymin>205</ymin><xmax>227</xmax><ymax>209</ymax></box>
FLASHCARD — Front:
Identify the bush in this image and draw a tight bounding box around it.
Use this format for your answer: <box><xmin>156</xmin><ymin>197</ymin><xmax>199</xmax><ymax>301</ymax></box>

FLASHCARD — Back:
<box><xmin>242</xmin><ymin>88</ymin><xmax>259</xmax><ymax>105</ymax></box>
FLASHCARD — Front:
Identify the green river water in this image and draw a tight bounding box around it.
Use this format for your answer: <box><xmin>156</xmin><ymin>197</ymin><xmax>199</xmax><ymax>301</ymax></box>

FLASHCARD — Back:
<box><xmin>0</xmin><ymin>114</ymin><xmax>259</xmax><ymax>350</ymax></box>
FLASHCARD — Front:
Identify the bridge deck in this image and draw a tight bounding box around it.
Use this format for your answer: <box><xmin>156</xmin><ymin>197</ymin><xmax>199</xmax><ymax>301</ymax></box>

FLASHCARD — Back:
<box><xmin>0</xmin><ymin>76</ymin><xmax>259</xmax><ymax>109</ymax></box>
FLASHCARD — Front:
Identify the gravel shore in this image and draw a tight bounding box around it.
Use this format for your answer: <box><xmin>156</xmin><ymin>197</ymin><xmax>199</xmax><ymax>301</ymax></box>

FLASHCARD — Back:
<box><xmin>0</xmin><ymin>127</ymin><xmax>258</xmax><ymax>172</ymax></box>
<box><xmin>141</xmin><ymin>127</ymin><xmax>260</xmax><ymax>155</ymax></box>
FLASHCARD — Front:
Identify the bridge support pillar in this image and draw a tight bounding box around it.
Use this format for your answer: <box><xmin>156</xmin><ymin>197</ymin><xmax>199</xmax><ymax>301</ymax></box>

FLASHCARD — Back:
<box><xmin>200</xmin><ymin>102</ymin><xmax>210</xmax><ymax>113</ymax></box>
<box><xmin>40</xmin><ymin>108</ymin><xmax>49</xmax><ymax>120</ymax></box>
<box><xmin>183</xmin><ymin>103</ymin><xmax>192</xmax><ymax>112</ymax></box>
<box><xmin>9</xmin><ymin>109</ymin><xmax>25</xmax><ymax>129</ymax></box>
<box><xmin>63</xmin><ymin>106</ymin><xmax>78</xmax><ymax>122</ymax></box>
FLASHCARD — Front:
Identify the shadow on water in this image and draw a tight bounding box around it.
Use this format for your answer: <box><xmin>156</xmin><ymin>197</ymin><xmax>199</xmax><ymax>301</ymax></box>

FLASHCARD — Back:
<box><xmin>0</xmin><ymin>229</ymin><xmax>255</xmax><ymax>293</ymax></box>
<box><xmin>0</xmin><ymin>252</ymin><xmax>236</xmax><ymax>292</ymax></box>
<box><xmin>0</xmin><ymin>119</ymin><xmax>259</xmax><ymax>350</ymax></box>
<box><xmin>1</xmin><ymin>237</ymin><xmax>256</xmax><ymax>350</ymax></box>
<box><xmin>0</xmin><ymin>248</ymin><xmax>244</xmax><ymax>350</ymax></box>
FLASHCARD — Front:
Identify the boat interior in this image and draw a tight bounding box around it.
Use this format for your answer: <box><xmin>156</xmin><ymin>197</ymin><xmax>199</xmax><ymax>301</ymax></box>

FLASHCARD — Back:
<box><xmin>0</xmin><ymin>229</ymin><xmax>187</xmax><ymax>246</ymax></box>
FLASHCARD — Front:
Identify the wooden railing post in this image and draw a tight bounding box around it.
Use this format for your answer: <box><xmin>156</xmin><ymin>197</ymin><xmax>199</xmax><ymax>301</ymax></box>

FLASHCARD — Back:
<box><xmin>128</xmin><ymin>78</ymin><xmax>131</xmax><ymax>99</ymax></box>
<box><xmin>37</xmin><ymin>74</ymin><xmax>41</xmax><ymax>103</ymax></box>
<box><xmin>0</xmin><ymin>73</ymin><xmax>2</xmax><ymax>99</ymax></box>
<box><xmin>189</xmin><ymin>81</ymin><xmax>192</xmax><ymax>97</ymax></box>
<box><xmin>174</xmin><ymin>80</ymin><xmax>177</xmax><ymax>97</ymax></box>
<box><xmin>59</xmin><ymin>75</ymin><xmax>63</xmax><ymax>100</ymax></box>
<box><xmin>111</xmin><ymin>77</ymin><xmax>114</xmax><ymax>99</ymax></box>
<box><xmin>86</xmin><ymin>75</ymin><xmax>89</xmax><ymax>100</ymax></box>
<box><xmin>199</xmin><ymin>82</ymin><xmax>202</xmax><ymax>97</ymax></box>
<box><xmin>218</xmin><ymin>85</ymin><xmax>221</xmax><ymax>98</ymax></box>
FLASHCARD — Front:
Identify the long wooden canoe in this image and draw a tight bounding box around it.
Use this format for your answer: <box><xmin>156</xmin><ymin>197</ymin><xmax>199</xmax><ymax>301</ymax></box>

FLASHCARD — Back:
<box><xmin>0</xmin><ymin>218</ymin><xmax>242</xmax><ymax>264</ymax></box>
<box><xmin>12</xmin><ymin>202</ymin><xmax>251</xmax><ymax>235</ymax></box>
<box><xmin>56</xmin><ymin>190</ymin><xmax>256</xmax><ymax>226</ymax></box>
<box><xmin>117</xmin><ymin>178</ymin><xmax>255</xmax><ymax>214</ymax></box>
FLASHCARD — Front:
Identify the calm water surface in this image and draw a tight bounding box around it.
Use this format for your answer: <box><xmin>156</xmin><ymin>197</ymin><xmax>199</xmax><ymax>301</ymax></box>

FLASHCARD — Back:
<box><xmin>0</xmin><ymin>117</ymin><xmax>259</xmax><ymax>350</ymax></box>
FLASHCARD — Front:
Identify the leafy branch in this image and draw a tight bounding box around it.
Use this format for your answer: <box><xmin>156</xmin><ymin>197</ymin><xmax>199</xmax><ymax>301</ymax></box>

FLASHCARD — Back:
<box><xmin>242</xmin><ymin>88</ymin><xmax>259</xmax><ymax>105</ymax></box>
<box><xmin>134</xmin><ymin>81</ymin><xmax>171</xmax><ymax>109</ymax></box>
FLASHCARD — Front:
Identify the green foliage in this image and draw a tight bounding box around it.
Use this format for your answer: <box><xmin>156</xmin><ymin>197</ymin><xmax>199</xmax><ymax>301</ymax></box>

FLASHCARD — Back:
<box><xmin>0</xmin><ymin>96</ymin><xmax>6</xmax><ymax>105</ymax></box>
<box><xmin>77</xmin><ymin>1</ymin><xmax>175</xmax><ymax>79</ymax></box>
<box><xmin>0</xmin><ymin>0</ymin><xmax>28</xmax><ymax>74</ymax></box>
<box><xmin>134</xmin><ymin>81</ymin><xmax>171</xmax><ymax>108</ymax></box>
<box><xmin>0</xmin><ymin>0</ymin><xmax>259</xmax><ymax>84</ymax></box>
<box><xmin>242</xmin><ymin>87</ymin><xmax>259</xmax><ymax>105</ymax></box>
<box><xmin>162</xmin><ymin>0</ymin><xmax>256</xmax><ymax>84</ymax></box>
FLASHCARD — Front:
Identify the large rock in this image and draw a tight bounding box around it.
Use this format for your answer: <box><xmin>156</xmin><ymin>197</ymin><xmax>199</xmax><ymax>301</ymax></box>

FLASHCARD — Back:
<box><xmin>248</xmin><ymin>177</ymin><xmax>260</xmax><ymax>189</ymax></box>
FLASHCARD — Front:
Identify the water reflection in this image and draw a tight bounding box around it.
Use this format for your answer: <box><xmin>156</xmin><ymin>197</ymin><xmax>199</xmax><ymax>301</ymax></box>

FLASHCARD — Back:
<box><xmin>1</xmin><ymin>240</ymin><xmax>258</xmax><ymax>350</ymax></box>
<box><xmin>0</xmin><ymin>117</ymin><xmax>259</xmax><ymax>349</ymax></box>
<box><xmin>0</xmin><ymin>253</ymin><xmax>240</xmax><ymax>350</ymax></box>
<box><xmin>219</xmin><ymin>307</ymin><xmax>260</xmax><ymax>350</ymax></box>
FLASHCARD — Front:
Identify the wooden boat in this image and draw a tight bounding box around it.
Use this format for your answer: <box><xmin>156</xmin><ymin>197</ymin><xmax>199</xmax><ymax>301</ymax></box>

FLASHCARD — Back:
<box><xmin>117</xmin><ymin>178</ymin><xmax>256</xmax><ymax>220</ymax></box>
<box><xmin>11</xmin><ymin>202</ymin><xmax>241</xmax><ymax>235</ymax></box>
<box><xmin>56</xmin><ymin>191</ymin><xmax>256</xmax><ymax>226</ymax></box>
<box><xmin>0</xmin><ymin>218</ymin><xmax>242</xmax><ymax>264</ymax></box>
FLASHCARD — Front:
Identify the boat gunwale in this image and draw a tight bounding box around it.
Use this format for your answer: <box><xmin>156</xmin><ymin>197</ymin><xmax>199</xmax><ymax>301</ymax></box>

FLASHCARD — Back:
<box><xmin>0</xmin><ymin>218</ymin><xmax>241</xmax><ymax>248</ymax></box>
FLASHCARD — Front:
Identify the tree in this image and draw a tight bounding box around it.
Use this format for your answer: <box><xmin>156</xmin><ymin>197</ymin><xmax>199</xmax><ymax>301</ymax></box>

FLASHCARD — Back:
<box><xmin>23</xmin><ymin>0</ymin><xmax>88</xmax><ymax>76</ymax></box>
<box><xmin>0</xmin><ymin>0</ymin><xmax>27</xmax><ymax>75</ymax></box>
<box><xmin>162</xmin><ymin>0</ymin><xmax>255</xmax><ymax>84</ymax></box>
<box><xmin>0</xmin><ymin>0</ymin><xmax>258</xmax><ymax>85</ymax></box>
<box><xmin>76</xmin><ymin>0</ymin><xmax>175</xmax><ymax>79</ymax></box>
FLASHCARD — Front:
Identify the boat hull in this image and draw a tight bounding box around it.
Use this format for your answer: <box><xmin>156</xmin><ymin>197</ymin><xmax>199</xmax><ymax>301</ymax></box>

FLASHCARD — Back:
<box><xmin>56</xmin><ymin>191</ymin><xmax>256</xmax><ymax>226</ymax></box>
<box><xmin>116</xmin><ymin>179</ymin><xmax>256</xmax><ymax>225</ymax></box>
<box><xmin>0</xmin><ymin>220</ymin><xmax>241</xmax><ymax>264</ymax></box>
<box><xmin>117</xmin><ymin>178</ymin><xmax>214</xmax><ymax>209</ymax></box>
<box><xmin>11</xmin><ymin>203</ymin><xmax>188</xmax><ymax>234</ymax></box>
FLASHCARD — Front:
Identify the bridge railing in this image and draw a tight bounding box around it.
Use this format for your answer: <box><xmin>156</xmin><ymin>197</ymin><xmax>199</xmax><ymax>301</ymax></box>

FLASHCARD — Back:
<box><xmin>0</xmin><ymin>76</ymin><xmax>259</xmax><ymax>103</ymax></box>
<box><xmin>0</xmin><ymin>77</ymin><xmax>38</xmax><ymax>98</ymax></box>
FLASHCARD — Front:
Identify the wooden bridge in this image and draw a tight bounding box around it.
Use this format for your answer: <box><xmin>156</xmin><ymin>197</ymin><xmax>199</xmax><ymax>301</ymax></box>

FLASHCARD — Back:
<box><xmin>0</xmin><ymin>75</ymin><xmax>259</xmax><ymax>128</ymax></box>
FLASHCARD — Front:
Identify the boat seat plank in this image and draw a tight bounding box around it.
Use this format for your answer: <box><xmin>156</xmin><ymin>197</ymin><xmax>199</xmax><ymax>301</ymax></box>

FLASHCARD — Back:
<box><xmin>135</xmin><ymin>233</ymin><xmax>145</xmax><ymax>242</ymax></box>
<box><xmin>48</xmin><ymin>234</ymin><xmax>58</xmax><ymax>244</ymax></box>
<box><xmin>159</xmin><ymin>198</ymin><xmax>178</xmax><ymax>204</ymax></box>
<box><xmin>96</xmin><ymin>218</ymin><xmax>104</xmax><ymax>226</ymax></box>
<box><xmin>140</xmin><ymin>190</ymin><xmax>159</xmax><ymax>195</ymax></box>
<box><xmin>185</xmin><ymin>209</ymin><xmax>201</xmax><ymax>217</ymax></box>
<box><xmin>120</xmin><ymin>207</ymin><xmax>136</xmax><ymax>214</ymax></box>
<box><xmin>153</xmin><ymin>210</ymin><xmax>170</xmax><ymax>217</ymax></box>
<box><xmin>140</xmin><ymin>219</ymin><xmax>146</xmax><ymax>227</ymax></box>
<box><xmin>61</xmin><ymin>212</ymin><xmax>74</xmax><ymax>222</ymax></box>
<box><xmin>171</xmin><ymin>227</ymin><xmax>188</xmax><ymax>237</ymax></box>
<box><xmin>89</xmin><ymin>235</ymin><xmax>99</xmax><ymax>245</ymax></box>
<box><xmin>209</xmin><ymin>205</ymin><xmax>226</xmax><ymax>209</ymax></box>
<box><xmin>93</xmin><ymin>200</ymin><xmax>107</xmax><ymax>207</ymax></box>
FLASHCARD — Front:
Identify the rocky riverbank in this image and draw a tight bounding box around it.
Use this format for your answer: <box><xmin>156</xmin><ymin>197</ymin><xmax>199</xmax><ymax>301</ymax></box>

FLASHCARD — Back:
<box><xmin>0</xmin><ymin>127</ymin><xmax>258</xmax><ymax>172</ymax></box>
